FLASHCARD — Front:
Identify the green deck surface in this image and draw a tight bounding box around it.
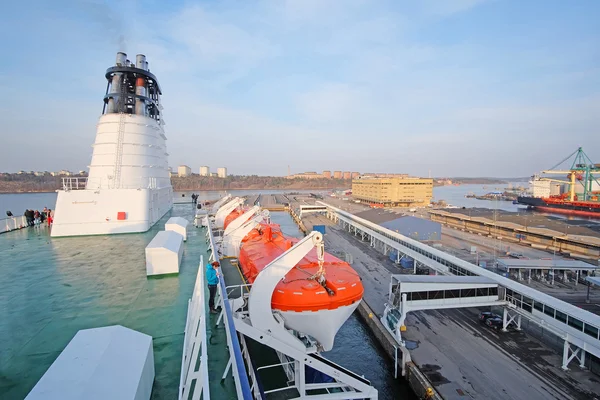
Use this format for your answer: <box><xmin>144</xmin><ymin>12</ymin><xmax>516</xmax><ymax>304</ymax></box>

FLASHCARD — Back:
<box><xmin>0</xmin><ymin>204</ymin><xmax>229</xmax><ymax>399</ymax></box>
<box><xmin>206</xmin><ymin>256</ymin><xmax>241</xmax><ymax>399</ymax></box>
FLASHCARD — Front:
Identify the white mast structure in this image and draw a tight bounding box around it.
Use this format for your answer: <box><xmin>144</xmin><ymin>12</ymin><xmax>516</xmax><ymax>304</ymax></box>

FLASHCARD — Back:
<box><xmin>52</xmin><ymin>52</ymin><xmax>173</xmax><ymax>237</ymax></box>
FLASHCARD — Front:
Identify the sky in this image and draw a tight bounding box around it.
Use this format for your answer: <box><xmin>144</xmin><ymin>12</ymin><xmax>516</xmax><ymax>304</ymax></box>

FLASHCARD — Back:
<box><xmin>0</xmin><ymin>0</ymin><xmax>598</xmax><ymax>177</ymax></box>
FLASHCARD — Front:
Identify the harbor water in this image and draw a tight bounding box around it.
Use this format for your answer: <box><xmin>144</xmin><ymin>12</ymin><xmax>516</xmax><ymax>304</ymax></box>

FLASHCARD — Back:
<box><xmin>0</xmin><ymin>185</ymin><xmax>524</xmax><ymax>217</ymax></box>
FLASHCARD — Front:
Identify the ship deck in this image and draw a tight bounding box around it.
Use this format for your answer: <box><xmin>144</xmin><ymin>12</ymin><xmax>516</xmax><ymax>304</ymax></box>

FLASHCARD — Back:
<box><xmin>218</xmin><ymin>255</ymin><xmax>299</xmax><ymax>398</ymax></box>
<box><xmin>0</xmin><ymin>204</ymin><xmax>234</xmax><ymax>399</ymax></box>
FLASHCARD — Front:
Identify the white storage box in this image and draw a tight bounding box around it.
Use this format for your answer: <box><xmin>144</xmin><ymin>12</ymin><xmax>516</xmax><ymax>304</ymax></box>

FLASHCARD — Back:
<box><xmin>165</xmin><ymin>217</ymin><xmax>189</xmax><ymax>241</ymax></box>
<box><xmin>26</xmin><ymin>325</ymin><xmax>154</xmax><ymax>400</ymax></box>
<box><xmin>145</xmin><ymin>230</ymin><xmax>183</xmax><ymax>276</ymax></box>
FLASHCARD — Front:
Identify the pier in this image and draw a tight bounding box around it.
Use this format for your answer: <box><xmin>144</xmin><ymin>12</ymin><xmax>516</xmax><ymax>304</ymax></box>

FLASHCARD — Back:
<box><xmin>429</xmin><ymin>209</ymin><xmax>600</xmax><ymax>261</ymax></box>
<box><xmin>285</xmin><ymin>195</ymin><xmax>600</xmax><ymax>399</ymax></box>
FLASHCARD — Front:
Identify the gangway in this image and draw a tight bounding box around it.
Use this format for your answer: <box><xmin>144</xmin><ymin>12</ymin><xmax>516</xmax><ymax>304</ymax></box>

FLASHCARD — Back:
<box><xmin>204</xmin><ymin>207</ymin><xmax>378</xmax><ymax>399</ymax></box>
<box><xmin>382</xmin><ymin>275</ymin><xmax>505</xmax><ymax>343</ymax></box>
<box><xmin>298</xmin><ymin>204</ymin><xmax>328</xmax><ymax>218</ymax></box>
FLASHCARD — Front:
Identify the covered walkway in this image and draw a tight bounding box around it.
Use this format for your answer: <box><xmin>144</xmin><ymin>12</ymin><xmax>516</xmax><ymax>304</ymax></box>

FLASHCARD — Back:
<box><xmin>382</xmin><ymin>275</ymin><xmax>503</xmax><ymax>342</ymax></box>
<box><xmin>497</xmin><ymin>258</ymin><xmax>599</xmax><ymax>284</ymax></box>
<box><xmin>318</xmin><ymin>201</ymin><xmax>600</xmax><ymax>371</ymax></box>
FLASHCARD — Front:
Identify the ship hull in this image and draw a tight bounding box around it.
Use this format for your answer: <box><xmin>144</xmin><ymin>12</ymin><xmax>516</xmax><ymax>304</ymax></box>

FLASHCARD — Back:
<box><xmin>517</xmin><ymin>196</ymin><xmax>600</xmax><ymax>218</ymax></box>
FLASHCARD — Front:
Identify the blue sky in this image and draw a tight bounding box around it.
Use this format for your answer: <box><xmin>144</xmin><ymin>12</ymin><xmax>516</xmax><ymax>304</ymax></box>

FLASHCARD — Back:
<box><xmin>1</xmin><ymin>0</ymin><xmax>598</xmax><ymax>177</ymax></box>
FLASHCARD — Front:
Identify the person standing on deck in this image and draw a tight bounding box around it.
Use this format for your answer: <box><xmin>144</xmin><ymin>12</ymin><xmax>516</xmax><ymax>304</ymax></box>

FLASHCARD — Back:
<box><xmin>206</xmin><ymin>261</ymin><xmax>220</xmax><ymax>314</ymax></box>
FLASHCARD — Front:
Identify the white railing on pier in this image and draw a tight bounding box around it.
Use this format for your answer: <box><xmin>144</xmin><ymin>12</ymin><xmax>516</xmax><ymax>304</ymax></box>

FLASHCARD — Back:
<box><xmin>206</xmin><ymin>220</ymin><xmax>253</xmax><ymax>400</ymax></box>
<box><xmin>1</xmin><ymin>215</ymin><xmax>28</xmax><ymax>234</ymax></box>
<box><xmin>179</xmin><ymin>255</ymin><xmax>210</xmax><ymax>400</ymax></box>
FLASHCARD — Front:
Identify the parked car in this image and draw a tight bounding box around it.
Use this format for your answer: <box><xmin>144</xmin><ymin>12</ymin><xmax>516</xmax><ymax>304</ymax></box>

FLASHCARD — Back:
<box><xmin>485</xmin><ymin>317</ymin><xmax>517</xmax><ymax>331</ymax></box>
<box><xmin>478</xmin><ymin>311</ymin><xmax>501</xmax><ymax>323</ymax></box>
<box><xmin>485</xmin><ymin>317</ymin><xmax>504</xmax><ymax>330</ymax></box>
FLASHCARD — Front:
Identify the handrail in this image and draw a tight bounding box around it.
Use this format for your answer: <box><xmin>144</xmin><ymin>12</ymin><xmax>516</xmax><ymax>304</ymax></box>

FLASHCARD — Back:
<box><xmin>61</xmin><ymin>177</ymin><xmax>88</xmax><ymax>191</ymax></box>
<box><xmin>206</xmin><ymin>219</ymin><xmax>253</xmax><ymax>400</ymax></box>
<box><xmin>179</xmin><ymin>256</ymin><xmax>210</xmax><ymax>400</ymax></box>
<box><xmin>60</xmin><ymin>176</ymin><xmax>169</xmax><ymax>191</ymax></box>
<box><xmin>1</xmin><ymin>215</ymin><xmax>28</xmax><ymax>234</ymax></box>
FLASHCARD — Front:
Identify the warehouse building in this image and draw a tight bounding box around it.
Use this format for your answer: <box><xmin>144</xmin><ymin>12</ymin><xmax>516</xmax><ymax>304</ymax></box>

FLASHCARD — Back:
<box><xmin>352</xmin><ymin>177</ymin><xmax>433</xmax><ymax>207</ymax></box>
<box><xmin>354</xmin><ymin>209</ymin><xmax>441</xmax><ymax>241</ymax></box>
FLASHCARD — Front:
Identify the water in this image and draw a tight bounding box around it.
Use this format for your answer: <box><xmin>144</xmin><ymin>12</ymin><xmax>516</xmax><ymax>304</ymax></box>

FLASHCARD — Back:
<box><xmin>0</xmin><ymin>192</ymin><xmax>58</xmax><ymax>215</ymax></box>
<box><xmin>433</xmin><ymin>183</ymin><xmax>522</xmax><ymax>212</ymax></box>
<box><xmin>0</xmin><ymin>190</ymin><xmax>315</xmax><ymax>217</ymax></box>
<box><xmin>0</xmin><ymin>185</ymin><xmax>524</xmax><ymax>217</ymax></box>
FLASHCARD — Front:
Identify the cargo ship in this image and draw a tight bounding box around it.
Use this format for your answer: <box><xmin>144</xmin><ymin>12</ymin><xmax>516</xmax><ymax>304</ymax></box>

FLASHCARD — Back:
<box><xmin>517</xmin><ymin>195</ymin><xmax>600</xmax><ymax>217</ymax></box>
<box><xmin>518</xmin><ymin>147</ymin><xmax>600</xmax><ymax>218</ymax></box>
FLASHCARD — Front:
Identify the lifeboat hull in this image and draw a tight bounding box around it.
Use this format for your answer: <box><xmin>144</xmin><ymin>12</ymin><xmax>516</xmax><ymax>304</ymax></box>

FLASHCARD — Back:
<box><xmin>237</xmin><ymin>223</ymin><xmax>363</xmax><ymax>350</ymax></box>
<box><xmin>278</xmin><ymin>302</ymin><xmax>359</xmax><ymax>351</ymax></box>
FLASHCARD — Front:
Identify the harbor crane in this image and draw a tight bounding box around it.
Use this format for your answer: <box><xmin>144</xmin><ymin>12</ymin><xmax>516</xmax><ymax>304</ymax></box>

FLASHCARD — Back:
<box><xmin>539</xmin><ymin>147</ymin><xmax>600</xmax><ymax>202</ymax></box>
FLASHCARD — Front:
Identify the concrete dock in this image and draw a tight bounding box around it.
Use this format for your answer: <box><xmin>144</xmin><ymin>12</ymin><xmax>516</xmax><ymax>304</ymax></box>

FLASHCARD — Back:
<box><xmin>301</xmin><ymin>211</ymin><xmax>600</xmax><ymax>399</ymax></box>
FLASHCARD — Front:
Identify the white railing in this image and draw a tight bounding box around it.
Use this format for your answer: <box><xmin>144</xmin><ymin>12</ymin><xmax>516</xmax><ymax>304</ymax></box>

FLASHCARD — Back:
<box><xmin>61</xmin><ymin>177</ymin><xmax>88</xmax><ymax>191</ymax></box>
<box><xmin>179</xmin><ymin>255</ymin><xmax>210</xmax><ymax>400</ymax></box>
<box><xmin>1</xmin><ymin>215</ymin><xmax>28</xmax><ymax>234</ymax></box>
<box><xmin>206</xmin><ymin>220</ymin><xmax>253</xmax><ymax>400</ymax></box>
<box><xmin>61</xmin><ymin>176</ymin><xmax>168</xmax><ymax>191</ymax></box>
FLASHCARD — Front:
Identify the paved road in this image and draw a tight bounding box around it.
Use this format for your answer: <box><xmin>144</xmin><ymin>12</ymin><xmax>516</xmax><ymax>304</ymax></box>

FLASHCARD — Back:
<box><xmin>303</xmin><ymin>214</ymin><xmax>600</xmax><ymax>400</ymax></box>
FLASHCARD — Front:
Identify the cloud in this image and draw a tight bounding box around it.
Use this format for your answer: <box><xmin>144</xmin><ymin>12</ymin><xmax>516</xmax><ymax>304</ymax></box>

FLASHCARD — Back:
<box><xmin>1</xmin><ymin>0</ymin><xmax>598</xmax><ymax>178</ymax></box>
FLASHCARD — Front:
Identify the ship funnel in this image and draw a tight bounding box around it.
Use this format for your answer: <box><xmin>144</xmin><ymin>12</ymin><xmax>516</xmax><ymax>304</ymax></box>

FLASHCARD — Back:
<box><xmin>104</xmin><ymin>51</ymin><xmax>161</xmax><ymax>116</ymax></box>
<box><xmin>136</xmin><ymin>54</ymin><xmax>146</xmax><ymax>70</ymax></box>
<box><xmin>116</xmin><ymin>52</ymin><xmax>127</xmax><ymax>66</ymax></box>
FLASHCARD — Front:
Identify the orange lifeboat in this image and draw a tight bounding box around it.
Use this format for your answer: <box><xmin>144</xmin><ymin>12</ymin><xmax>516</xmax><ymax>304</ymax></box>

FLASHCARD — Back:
<box><xmin>233</xmin><ymin>217</ymin><xmax>363</xmax><ymax>350</ymax></box>
<box><xmin>223</xmin><ymin>208</ymin><xmax>244</xmax><ymax>230</ymax></box>
<box><xmin>239</xmin><ymin>224</ymin><xmax>363</xmax><ymax>312</ymax></box>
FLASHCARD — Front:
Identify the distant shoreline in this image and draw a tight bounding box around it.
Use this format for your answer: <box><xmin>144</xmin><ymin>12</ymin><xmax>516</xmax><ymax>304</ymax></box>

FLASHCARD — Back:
<box><xmin>0</xmin><ymin>187</ymin><xmax>337</xmax><ymax>194</ymax></box>
<box><xmin>0</xmin><ymin>190</ymin><xmax>57</xmax><ymax>194</ymax></box>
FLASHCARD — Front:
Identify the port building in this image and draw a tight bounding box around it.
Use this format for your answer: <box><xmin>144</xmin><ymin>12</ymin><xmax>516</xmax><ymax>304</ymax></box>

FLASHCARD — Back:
<box><xmin>199</xmin><ymin>166</ymin><xmax>209</xmax><ymax>176</ymax></box>
<box><xmin>355</xmin><ymin>209</ymin><xmax>441</xmax><ymax>241</ymax></box>
<box><xmin>352</xmin><ymin>177</ymin><xmax>433</xmax><ymax>207</ymax></box>
<box><xmin>217</xmin><ymin>167</ymin><xmax>227</xmax><ymax>178</ymax></box>
<box><xmin>178</xmin><ymin>165</ymin><xmax>191</xmax><ymax>177</ymax></box>
<box><xmin>286</xmin><ymin>172</ymin><xmax>322</xmax><ymax>179</ymax></box>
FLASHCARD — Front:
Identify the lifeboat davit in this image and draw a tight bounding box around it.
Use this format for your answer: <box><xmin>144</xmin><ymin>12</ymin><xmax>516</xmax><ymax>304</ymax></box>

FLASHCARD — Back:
<box><xmin>236</xmin><ymin>221</ymin><xmax>363</xmax><ymax>351</ymax></box>
<box><xmin>223</xmin><ymin>208</ymin><xmax>244</xmax><ymax>229</ymax></box>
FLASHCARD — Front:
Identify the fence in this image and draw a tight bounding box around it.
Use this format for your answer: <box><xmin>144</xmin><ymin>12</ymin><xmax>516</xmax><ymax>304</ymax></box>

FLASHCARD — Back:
<box><xmin>179</xmin><ymin>255</ymin><xmax>210</xmax><ymax>400</ymax></box>
<box><xmin>1</xmin><ymin>215</ymin><xmax>28</xmax><ymax>234</ymax></box>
